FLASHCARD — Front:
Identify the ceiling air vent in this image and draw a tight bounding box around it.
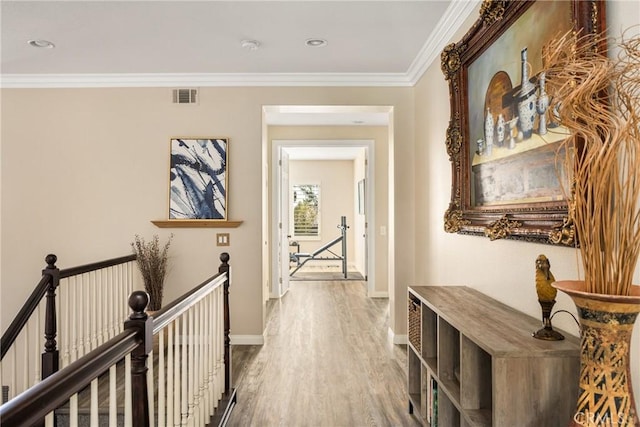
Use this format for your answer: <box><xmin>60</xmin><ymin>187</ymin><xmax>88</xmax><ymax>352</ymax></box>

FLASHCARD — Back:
<box><xmin>172</xmin><ymin>88</ymin><xmax>198</xmax><ymax>104</ymax></box>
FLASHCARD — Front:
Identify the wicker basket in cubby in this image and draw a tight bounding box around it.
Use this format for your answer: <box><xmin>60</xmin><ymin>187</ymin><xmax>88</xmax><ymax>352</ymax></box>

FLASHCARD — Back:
<box><xmin>408</xmin><ymin>297</ymin><xmax>421</xmax><ymax>353</ymax></box>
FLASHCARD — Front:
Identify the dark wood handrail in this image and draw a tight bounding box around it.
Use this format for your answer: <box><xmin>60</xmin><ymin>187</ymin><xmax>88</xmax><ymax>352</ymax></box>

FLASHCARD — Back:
<box><xmin>0</xmin><ymin>253</ymin><xmax>136</xmax><ymax>361</ymax></box>
<box><xmin>0</xmin><ymin>331</ymin><xmax>139</xmax><ymax>426</ymax></box>
<box><xmin>0</xmin><ymin>275</ymin><xmax>50</xmax><ymax>360</ymax></box>
<box><xmin>59</xmin><ymin>254</ymin><xmax>136</xmax><ymax>278</ymax></box>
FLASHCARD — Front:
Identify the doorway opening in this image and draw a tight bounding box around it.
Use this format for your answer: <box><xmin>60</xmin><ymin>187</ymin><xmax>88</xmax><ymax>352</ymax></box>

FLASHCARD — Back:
<box><xmin>272</xmin><ymin>141</ymin><xmax>374</xmax><ymax>297</ymax></box>
<box><xmin>261</xmin><ymin>105</ymin><xmax>394</xmax><ymax>306</ymax></box>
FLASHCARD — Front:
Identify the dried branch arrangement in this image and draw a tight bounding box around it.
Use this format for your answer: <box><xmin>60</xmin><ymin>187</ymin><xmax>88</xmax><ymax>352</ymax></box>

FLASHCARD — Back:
<box><xmin>544</xmin><ymin>30</ymin><xmax>640</xmax><ymax>296</ymax></box>
<box><xmin>132</xmin><ymin>234</ymin><xmax>173</xmax><ymax>310</ymax></box>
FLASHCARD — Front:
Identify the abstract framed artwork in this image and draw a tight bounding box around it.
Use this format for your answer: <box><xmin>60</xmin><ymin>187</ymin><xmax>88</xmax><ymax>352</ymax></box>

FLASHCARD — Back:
<box><xmin>169</xmin><ymin>138</ymin><xmax>228</xmax><ymax>220</ymax></box>
<box><xmin>441</xmin><ymin>0</ymin><xmax>606</xmax><ymax>245</ymax></box>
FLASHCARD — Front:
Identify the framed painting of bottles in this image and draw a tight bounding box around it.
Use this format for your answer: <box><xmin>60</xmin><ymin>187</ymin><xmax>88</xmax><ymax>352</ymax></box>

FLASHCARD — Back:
<box><xmin>441</xmin><ymin>0</ymin><xmax>606</xmax><ymax>246</ymax></box>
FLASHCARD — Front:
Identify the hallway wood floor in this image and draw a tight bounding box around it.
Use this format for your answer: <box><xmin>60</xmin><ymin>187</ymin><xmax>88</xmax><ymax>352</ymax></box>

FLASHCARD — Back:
<box><xmin>227</xmin><ymin>279</ymin><xmax>421</xmax><ymax>427</ymax></box>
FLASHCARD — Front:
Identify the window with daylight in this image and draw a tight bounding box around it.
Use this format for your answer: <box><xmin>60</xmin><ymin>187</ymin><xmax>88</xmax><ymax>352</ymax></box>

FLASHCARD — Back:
<box><xmin>292</xmin><ymin>184</ymin><xmax>320</xmax><ymax>238</ymax></box>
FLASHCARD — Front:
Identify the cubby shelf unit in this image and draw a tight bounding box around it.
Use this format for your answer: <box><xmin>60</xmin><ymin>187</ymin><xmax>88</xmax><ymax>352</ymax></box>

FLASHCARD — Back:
<box><xmin>407</xmin><ymin>286</ymin><xmax>580</xmax><ymax>427</ymax></box>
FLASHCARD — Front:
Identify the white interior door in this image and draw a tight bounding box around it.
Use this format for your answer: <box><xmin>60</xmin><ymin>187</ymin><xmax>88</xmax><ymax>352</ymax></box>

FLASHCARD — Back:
<box><xmin>278</xmin><ymin>148</ymin><xmax>291</xmax><ymax>296</ymax></box>
<box><xmin>363</xmin><ymin>150</ymin><xmax>369</xmax><ymax>280</ymax></box>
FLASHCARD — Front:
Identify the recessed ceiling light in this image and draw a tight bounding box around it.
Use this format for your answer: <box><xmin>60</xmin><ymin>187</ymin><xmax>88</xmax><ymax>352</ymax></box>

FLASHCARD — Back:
<box><xmin>28</xmin><ymin>39</ymin><xmax>55</xmax><ymax>49</ymax></box>
<box><xmin>305</xmin><ymin>38</ymin><xmax>327</xmax><ymax>48</ymax></box>
<box><xmin>241</xmin><ymin>39</ymin><xmax>260</xmax><ymax>51</ymax></box>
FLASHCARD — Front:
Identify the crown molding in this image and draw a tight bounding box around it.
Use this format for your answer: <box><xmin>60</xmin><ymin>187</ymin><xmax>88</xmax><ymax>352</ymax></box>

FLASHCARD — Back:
<box><xmin>0</xmin><ymin>72</ymin><xmax>413</xmax><ymax>89</ymax></box>
<box><xmin>406</xmin><ymin>0</ymin><xmax>481</xmax><ymax>85</ymax></box>
<box><xmin>0</xmin><ymin>1</ymin><xmax>479</xmax><ymax>89</ymax></box>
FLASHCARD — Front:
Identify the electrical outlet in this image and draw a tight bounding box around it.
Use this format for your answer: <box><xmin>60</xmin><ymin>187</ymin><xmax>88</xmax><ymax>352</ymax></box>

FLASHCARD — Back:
<box><xmin>216</xmin><ymin>233</ymin><xmax>230</xmax><ymax>246</ymax></box>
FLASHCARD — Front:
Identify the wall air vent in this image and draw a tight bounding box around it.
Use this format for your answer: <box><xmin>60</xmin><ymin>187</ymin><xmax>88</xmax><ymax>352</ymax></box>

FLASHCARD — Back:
<box><xmin>172</xmin><ymin>88</ymin><xmax>198</xmax><ymax>104</ymax></box>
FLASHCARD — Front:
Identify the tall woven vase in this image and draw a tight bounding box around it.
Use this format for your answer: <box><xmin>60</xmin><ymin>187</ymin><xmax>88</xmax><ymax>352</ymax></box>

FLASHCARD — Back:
<box><xmin>553</xmin><ymin>281</ymin><xmax>640</xmax><ymax>427</ymax></box>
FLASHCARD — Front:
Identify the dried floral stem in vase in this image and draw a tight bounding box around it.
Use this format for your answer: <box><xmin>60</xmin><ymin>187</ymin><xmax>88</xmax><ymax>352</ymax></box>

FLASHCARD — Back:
<box><xmin>131</xmin><ymin>234</ymin><xmax>173</xmax><ymax>310</ymax></box>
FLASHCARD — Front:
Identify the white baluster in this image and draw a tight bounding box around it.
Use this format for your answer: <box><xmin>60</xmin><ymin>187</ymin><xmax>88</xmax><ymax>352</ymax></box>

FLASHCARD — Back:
<box><xmin>79</xmin><ymin>273</ymin><xmax>86</xmax><ymax>356</ymax></box>
<box><xmin>213</xmin><ymin>288</ymin><xmax>219</xmax><ymax>410</ymax></box>
<box><xmin>77</xmin><ymin>274</ymin><xmax>84</xmax><ymax>358</ymax></box>
<box><xmin>148</xmin><ymin>339</ymin><xmax>155</xmax><ymax>427</ymax></box>
<box><xmin>159</xmin><ymin>324</ymin><xmax>167</xmax><ymax>427</ymax></box>
<box><xmin>70</xmin><ymin>277</ymin><xmax>78</xmax><ymax>363</ymax></box>
<box><xmin>167</xmin><ymin>321</ymin><xmax>174</xmax><ymax>427</ymax></box>
<box><xmin>212</xmin><ymin>288</ymin><xmax>217</xmax><ymax>400</ymax></box>
<box><xmin>211</xmin><ymin>290</ymin><xmax>217</xmax><ymax>405</ymax></box>
<box><xmin>209</xmin><ymin>292</ymin><xmax>216</xmax><ymax>406</ymax></box>
<box><xmin>121</xmin><ymin>264</ymin><xmax>128</xmax><ymax>330</ymax></box>
<box><xmin>9</xmin><ymin>346</ymin><xmax>16</xmax><ymax>400</ymax></box>
<box><xmin>201</xmin><ymin>295</ymin><xmax>209</xmax><ymax>418</ymax></box>
<box><xmin>217</xmin><ymin>286</ymin><xmax>224</xmax><ymax>401</ymax></box>
<box><xmin>22</xmin><ymin>326</ymin><xmax>28</xmax><ymax>394</ymax></box>
<box><xmin>97</xmin><ymin>270</ymin><xmax>105</xmax><ymax>346</ymax></box>
<box><xmin>53</xmin><ymin>286</ymin><xmax>62</xmax><ymax>371</ymax></box>
<box><xmin>45</xmin><ymin>411</ymin><xmax>54</xmax><ymax>427</ymax></box>
<box><xmin>85</xmin><ymin>272</ymin><xmax>92</xmax><ymax>353</ymax></box>
<box><xmin>125</xmin><ymin>353</ymin><xmax>132</xmax><ymax>426</ymax></box>
<box><xmin>115</xmin><ymin>266</ymin><xmax>121</xmax><ymax>334</ymax></box>
<box><xmin>187</xmin><ymin>309</ymin><xmax>195</xmax><ymax>426</ymax></box>
<box><xmin>70</xmin><ymin>393</ymin><xmax>78</xmax><ymax>427</ymax></box>
<box><xmin>181</xmin><ymin>313</ymin><xmax>188</xmax><ymax>426</ymax></box>
<box><xmin>91</xmin><ymin>271</ymin><xmax>98</xmax><ymax>350</ymax></box>
<box><xmin>193</xmin><ymin>304</ymin><xmax>200</xmax><ymax>426</ymax></box>
<box><xmin>109</xmin><ymin>364</ymin><xmax>117</xmax><ymax>427</ymax></box>
<box><xmin>127</xmin><ymin>261</ymin><xmax>134</xmax><ymax>301</ymax></box>
<box><xmin>174</xmin><ymin>318</ymin><xmax>181</xmax><ymax>427</ymax></box>
<box><xmin>33</xmin><ymin>309</ymin><xmax>41</xmax><ymax>385</ymax></box>
<box><xmin>109</xmin><ymin>268</ymin><xmax>116</xmax><ymax>339</ymax></box>
<box><xmin>91</xmin><ymin>378</ymin><xmax>98</xmax><ymax>426</ymax></box>
<box><xmin>62</xmin><ymin>279</ymin><xmax>70</xmax><ymax>368</ymax></box>
<box><xmin>198</xmin><ymin>300</ymin><xmax>205</xmax><ymax>424</ymax></box>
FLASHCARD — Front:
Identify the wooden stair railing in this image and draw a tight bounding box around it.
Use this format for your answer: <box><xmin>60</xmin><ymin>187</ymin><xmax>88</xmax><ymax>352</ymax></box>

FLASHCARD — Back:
<box><xmin>0</xmin><ymin>252</ymin><xmax>235</xmax><ymax>427</ymax></box>
<box><xmin>0</xmin><ymin>301</ymin><xmax>144</xmax><ymax>426</ymax></box>
<box><xmin>147</xmin><ymin>252</ymin><xmax>235</xmax><ymax>426</ymax></box>
<box><xmin>0</xmin><ymin>254</ymin><xmax>137</xmax><ymax>400</ymax></box>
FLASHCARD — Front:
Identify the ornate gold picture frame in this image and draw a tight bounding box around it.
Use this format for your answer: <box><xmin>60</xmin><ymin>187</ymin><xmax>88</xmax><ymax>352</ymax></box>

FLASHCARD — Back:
<box><xmin>441</xmin><ymin>0</ymin><xmax>606</xmax><ymax>245</ymax></box>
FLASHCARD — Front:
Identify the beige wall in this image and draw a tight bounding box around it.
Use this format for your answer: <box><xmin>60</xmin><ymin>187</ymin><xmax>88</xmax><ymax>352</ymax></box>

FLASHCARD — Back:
<box><xmin>414</xmin><ymin>0</ymin><xmax>640</xmax><ymax>401</ymax></box>
<box><xmin>1</xmin><ymin>87</ymin><xmax>413</xmax><ymax>338</ymax></box>
<box><xmin>288</xmin><ymin>159</ymin><xmax>356</xmax><ymax>262</ymax></box>
<box><xmin>268</xmin><ymin>126</ymin><xmax>390</xmax><ymax>296</ymax></box>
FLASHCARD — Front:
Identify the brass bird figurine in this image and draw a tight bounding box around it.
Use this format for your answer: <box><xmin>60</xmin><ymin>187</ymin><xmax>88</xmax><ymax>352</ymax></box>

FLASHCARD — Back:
<box><xmin>535</xmin><ymin>254</ymin><xmax>557</xmax><ymax>302</ymax></box>
<box><xmin>532</xmin><ymin>254</ymin><xmax>564</xmax><ymax>340</ymax></box>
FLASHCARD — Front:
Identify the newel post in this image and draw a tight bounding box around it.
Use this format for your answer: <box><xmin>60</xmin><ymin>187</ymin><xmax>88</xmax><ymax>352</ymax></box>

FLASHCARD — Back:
<box><xmin>42</xmin><ymin>254</ymin><xmax>60</xmax><ymax>380</ymax></box>
<box><xmin>218</xmin><ymin>252</ymin><xmax>231</xmax><ymax>393</ymax></box>
<box><xmin>124</xmin><ymin>291</ymin><xmax>152</xmax><ymax>427</ymax></box>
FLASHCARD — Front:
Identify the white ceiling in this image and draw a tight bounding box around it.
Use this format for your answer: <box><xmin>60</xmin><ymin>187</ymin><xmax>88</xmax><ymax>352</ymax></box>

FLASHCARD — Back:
<box><xmin>1</xmin><ymin>0</ymin><xmax>480</xmax><ymax>126</ymax></box>
<box><xmin>1</xmin><ymin>0</ymin><xmax>479</xmax><ymax>87</ymax></box>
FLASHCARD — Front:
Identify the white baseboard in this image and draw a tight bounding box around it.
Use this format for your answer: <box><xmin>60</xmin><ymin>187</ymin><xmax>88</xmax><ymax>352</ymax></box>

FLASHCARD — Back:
<box><xmin>388</xmin><ymin>327</ymin><xmax>407</xmax><ymax>345</ymax></box>
<box><xmin>368</xmin><ymin>290</ymin><xmax>389</xmax><ymax>298</ymax></box>
<box><xmin>230</xmin><ymin>334</ymin><xmax>264</xmax><ymax>345</ymax></box>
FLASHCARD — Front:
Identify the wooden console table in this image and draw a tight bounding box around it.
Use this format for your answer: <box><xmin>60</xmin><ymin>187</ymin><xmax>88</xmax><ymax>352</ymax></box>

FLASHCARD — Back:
<box><xmin>407</xmin><ymin>285</ymin><xmax>580</xmax><ymax>426</ymax></box>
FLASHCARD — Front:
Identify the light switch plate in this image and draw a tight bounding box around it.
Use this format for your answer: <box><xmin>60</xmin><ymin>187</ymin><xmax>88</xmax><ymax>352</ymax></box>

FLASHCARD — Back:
<box><xmin>216</xmin><ymin>233</ymin><xmax>230</xmax><ymax>246</ymax></box>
